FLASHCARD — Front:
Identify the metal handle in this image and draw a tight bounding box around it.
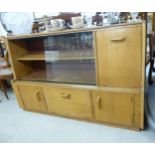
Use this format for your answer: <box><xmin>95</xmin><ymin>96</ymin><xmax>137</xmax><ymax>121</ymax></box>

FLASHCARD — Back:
<box><xmin>61</xmin><ymin>93</ymin><xmax>71</xmax><ymax>99</ymax></box>
<box><xmin>35</xmin><ymin>90</ymin><xmax>41</xmax><ymax>101</ymax></box>
<box><xmin>97</xmin><ymin>96</ymin><xmax>102</xmax><ymax>110</ymax></box>
<box><xmin>111</xmin><ymin>37</ymin><xmax>125</xmax><ymax>41</ymax></box>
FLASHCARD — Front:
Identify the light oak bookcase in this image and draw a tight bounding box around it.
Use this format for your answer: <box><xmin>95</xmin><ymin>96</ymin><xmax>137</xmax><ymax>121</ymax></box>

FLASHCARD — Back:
<box><xmin>6</xmin><ymin>22</ymin><xmax>145</xmax><ymax>130</ymax></box>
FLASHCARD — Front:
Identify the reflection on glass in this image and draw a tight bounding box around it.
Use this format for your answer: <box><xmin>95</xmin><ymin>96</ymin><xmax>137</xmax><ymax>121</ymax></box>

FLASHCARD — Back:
<box><xmin>130</xmin><ymin>12</ymin><xmax>138</xmax><ymax>21</ymax></box>
<box><xmin>43</xmin><ymin>32</ymin><xmax>93</xmax><ymax>60</ymax></box>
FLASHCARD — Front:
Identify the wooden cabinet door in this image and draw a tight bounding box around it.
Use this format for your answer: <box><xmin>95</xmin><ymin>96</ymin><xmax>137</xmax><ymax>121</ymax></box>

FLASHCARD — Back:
<box><xmin>95</xmin><ymin>26</ymin><xmax>142</xmax><ymax>88</ymax></box>
<box><xmin>18</xmin><ymin>84</ymin><xmax>47</xmax><ymax>112</ymax></box>
<box><xmin>92</xmin><ymin>91</ymin><xmax>135</xmax><ymax>127</ymax></box>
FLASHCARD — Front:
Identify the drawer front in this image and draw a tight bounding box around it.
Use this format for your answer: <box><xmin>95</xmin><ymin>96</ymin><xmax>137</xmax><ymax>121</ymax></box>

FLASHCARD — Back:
<box><xmin>43</xmin><ymin>86</ymin><xmax>93</xmax><ymax>119</ymax></box>
<box><xmin>95</xmin><ymin>26</ymin><xmax>142</xmax><ymax>88</ymax></box>
<box><xmin>92</xmin><ymin>90</ymin><xmax>135</xmax><ymax>127</ymax></box>
<box><xmin>45</xmin><ymin>86</ymin><xmax>90</xmax><ymax>103</ymax></box>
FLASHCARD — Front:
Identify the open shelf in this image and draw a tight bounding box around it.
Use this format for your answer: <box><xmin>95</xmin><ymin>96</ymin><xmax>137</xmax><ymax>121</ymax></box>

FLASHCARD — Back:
<box><xmin>17</xmin><ymin>50</ymin><xmax>94</xmax><ymax>61</ymax></box>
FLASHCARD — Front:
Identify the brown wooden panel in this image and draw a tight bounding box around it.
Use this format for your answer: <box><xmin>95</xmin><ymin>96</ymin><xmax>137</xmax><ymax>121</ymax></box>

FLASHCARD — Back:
<box><xmin>95</xmin><ymin>26</ymin><xmax>142</xmax><ymax>88</ymax></box>
<box><xmin>92</xmin><ymin>90</ymin><xmax>134</xmax><ymax>126</ymax></box>
<box><xmin>11</xmin><ymin>80</ymin><xmax>25</xmax><ymax>108</ymax></box>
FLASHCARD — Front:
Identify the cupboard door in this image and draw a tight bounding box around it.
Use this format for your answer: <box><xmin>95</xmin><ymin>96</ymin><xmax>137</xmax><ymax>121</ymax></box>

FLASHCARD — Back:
<box><xmin>18</xmin><ymin>84</ymin><xmax>47</xmax><ymax>112</ymax></box>
<box><xmin>92</xmin><ymin>91</ymin><xmax>134</xmax><ymax>126</ymax></box>
<box><xmin>95</xmin><ymin>26</ymin><xmax>142</xmax><ymax>88</ymax></box>
<box><xmin>43</xmin><ymin>86</ymin><xmax>93</xmax><ymax>119</ymax></box>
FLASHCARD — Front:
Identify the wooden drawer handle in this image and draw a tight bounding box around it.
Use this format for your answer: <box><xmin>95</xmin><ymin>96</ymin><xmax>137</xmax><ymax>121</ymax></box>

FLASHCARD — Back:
<box><xmin>61</xmin><ymin>93</ymin><xmax>71</xmax><ymax>99</ymax></box>
<box><xmin>97</xmin><ymin>96</ymin><xmax>102</xmax><ymax>110</ymax></box>
<box><xmin>35</xmin><ymin>90</ymin><xmax>41</xmax><ymax>101</ymax></box>
<box><xmin>111</xmin><ymin>37</ymin><xmax>125</xmax><ymax>41</ymax></box>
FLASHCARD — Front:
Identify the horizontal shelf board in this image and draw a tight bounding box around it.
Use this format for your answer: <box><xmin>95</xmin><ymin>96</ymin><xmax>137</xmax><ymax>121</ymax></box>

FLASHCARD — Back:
<box><xmin>17</xmin><ymin>51</ymin><xmax>95</xmax><ymax>61</ymax></box>
<box><xmin>17</xmin><ymin>56</ymin><xmax>95</xmax><ymax>61</ymax></box>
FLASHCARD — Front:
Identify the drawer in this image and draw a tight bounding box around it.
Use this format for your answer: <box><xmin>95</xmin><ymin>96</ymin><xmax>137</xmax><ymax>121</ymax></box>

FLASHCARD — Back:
<box><xmin>46</xmin><ymin>86</ymin><xmax>90</xmax><ymax>104</ymax></box>
<box><xmin>43</xmin><ymin>86</ymin><xmax>93</xmax><ymax>119</ymax></box>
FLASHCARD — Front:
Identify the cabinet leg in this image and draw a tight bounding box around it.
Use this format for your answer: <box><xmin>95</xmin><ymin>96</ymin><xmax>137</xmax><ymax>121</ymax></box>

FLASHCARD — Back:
<box><xmin>153</xmin><ymin>65</ymin><xmax>155</xmax><ymax>72</ymax></box>
<box><xmin>0</xmin><ymin>80</ymin><xmax>9</xmax><ymax>99</ymax></box>
<box><xmin>148</xmin><ymin>59</ymin><xmax>154</xmax><ymax>85</ymax></box>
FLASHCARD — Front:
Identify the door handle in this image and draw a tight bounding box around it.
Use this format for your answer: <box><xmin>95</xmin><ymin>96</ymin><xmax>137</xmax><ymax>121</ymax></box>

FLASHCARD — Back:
<box><xmin>111</xmin><ymin>37</ymin><xmax>125</xmax><ymax>41</ymax></box>
<box><xmin>35</xmin><ymin>90</ymin><xmax>41</xmax><ymax>101</ymax></box>
<box><xmin>61</xmin><ymin>93</ymin><xmax>71</xmax><ymax>99</ymax></box>
<box><xmin>97</xmin><ymin>96</ymin><xmax>102</xmax><ymax>110</ymax></box>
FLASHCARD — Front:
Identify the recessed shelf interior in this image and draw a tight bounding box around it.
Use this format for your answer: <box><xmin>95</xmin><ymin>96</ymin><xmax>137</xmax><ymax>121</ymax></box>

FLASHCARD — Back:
<box><xmin>19</xmin><ymin>60</ymin><xmax>96</xmax><ymax>85</ymax></box>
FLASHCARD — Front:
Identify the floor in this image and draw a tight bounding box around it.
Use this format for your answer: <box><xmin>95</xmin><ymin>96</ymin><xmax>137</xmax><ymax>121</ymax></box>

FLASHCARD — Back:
<box><xmin>145</xmin><ymin>65</ymin><xmax>155</xmax><ymax>130</ymax></box>
<box><xmin>0</xmin><ymin>87</ymin><xmax>155</xmax><ymax>143</ymax></box>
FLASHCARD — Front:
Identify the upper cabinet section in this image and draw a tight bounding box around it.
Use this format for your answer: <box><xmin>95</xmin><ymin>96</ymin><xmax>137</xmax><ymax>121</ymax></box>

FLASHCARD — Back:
<box><xmin>7</xmin><ymin>22</ymin><xmax>145</xmax><ymax>87</ymax></box>
<box><xmin>95</xmin><ymin>25</ymin><xmax>142</xmax><ymax>88</ymax></box>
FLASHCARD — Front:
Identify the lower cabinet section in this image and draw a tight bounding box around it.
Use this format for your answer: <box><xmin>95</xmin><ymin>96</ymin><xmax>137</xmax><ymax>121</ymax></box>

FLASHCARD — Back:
<box><xmin>12</xmin><ymin>81</ymin><xmax>144</xmax><ymax>130</ymax></box>
<box><xmin>92</xmin><ymin>91</ymin><xmax>135</xmax><ymax>127</ymax></box>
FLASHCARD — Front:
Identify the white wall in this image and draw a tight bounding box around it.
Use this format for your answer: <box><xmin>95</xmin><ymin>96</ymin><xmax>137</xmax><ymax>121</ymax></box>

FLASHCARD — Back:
<box><xmin>0</xmin><ymin>22</ymin><xmax>7</xmax><ymax>36</ymax></box>
<box><xmin>0</xmin><ymin>12</ymin><xmax>33</xmax><ymax>36</ymax></box>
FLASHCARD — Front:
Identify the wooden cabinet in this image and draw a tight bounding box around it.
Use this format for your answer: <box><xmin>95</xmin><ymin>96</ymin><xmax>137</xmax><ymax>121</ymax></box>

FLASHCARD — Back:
<box><xmin>92</xmin><ymin>91</ymin><xmax>135</xmax><ymax>127</ymax></box>
<box><xmin>17</xmin><ymin>84</ymin><xmax>47</xmax><ymax>112</ymax></box>
<box><xmin>95</xmin><ymin>26</ymin><xmax>142</xmax><ymax>88</ymax></box>
<box><xmin>8</xmin><ymin>22</ymin><xmax>145</xmax><ymax>130</ymax></box>
<box><xmin>43</xmin><ymin>86</ymin><xmax>93</xmax><ymax>119</ymax></box>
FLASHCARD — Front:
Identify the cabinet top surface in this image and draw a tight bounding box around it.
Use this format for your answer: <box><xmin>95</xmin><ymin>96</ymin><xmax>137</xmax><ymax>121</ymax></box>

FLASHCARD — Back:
<box><xmin>7</xmin><ymin>21</ymin><xmax>144</xmax><ymax>40</ymax></box>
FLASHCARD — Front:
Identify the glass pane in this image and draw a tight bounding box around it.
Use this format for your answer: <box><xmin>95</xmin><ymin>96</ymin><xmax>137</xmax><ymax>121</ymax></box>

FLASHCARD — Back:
<box><xmin>19</xmin><ymin>32</ymin><xmax>96</xmax><ymax>85</ymax></box>
<box><xmin>44</xmin><ymin>32</ymin><xmax>94</xmax><ymax>60</ymax></box>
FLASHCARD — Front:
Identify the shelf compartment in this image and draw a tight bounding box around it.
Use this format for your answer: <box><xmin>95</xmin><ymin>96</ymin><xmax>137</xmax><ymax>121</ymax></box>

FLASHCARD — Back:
<box><xmin>19</xmin><ymin>61</ymin><xmax>96</xmax><ymax>85</ymax></box>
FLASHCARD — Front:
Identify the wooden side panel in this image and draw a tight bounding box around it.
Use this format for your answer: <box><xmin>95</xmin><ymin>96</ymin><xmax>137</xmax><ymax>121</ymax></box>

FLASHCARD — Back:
<box><xmin>133</xmin><ymin>90</ymin><xmax>144</xmax><ymax>129</ymax></box>
<box><xmin>141</xmin><ymin>22</ymin><xmax>146</xmax><ymax>87</ymax></box>
<box><xmin>43</xmin><ymin>85</ymin><xmax>93</xmax><ymax>119</ymax></box>
<box><xmin>6</xmin><ymin>39</ymin><xmax>33</xmax><ymax>79</ymax></box>
<box><xmin>95</xmin><ymin>26</ymin><xmax>142</xmax><ymax>88</ymax></box>
<box><xmin>11</xmin><ymin>81</ymin><xmax>25</xmax><ymax>108</ymax></box>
